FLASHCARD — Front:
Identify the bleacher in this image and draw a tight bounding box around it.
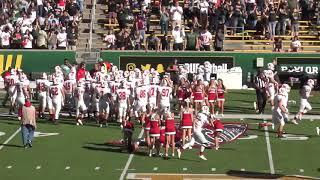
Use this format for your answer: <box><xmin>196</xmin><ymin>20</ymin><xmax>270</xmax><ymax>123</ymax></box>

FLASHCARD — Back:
<box><xmin>98</xmin><ymin>0</ymin><xmax>320</xmax><ymax>52</ymax></box>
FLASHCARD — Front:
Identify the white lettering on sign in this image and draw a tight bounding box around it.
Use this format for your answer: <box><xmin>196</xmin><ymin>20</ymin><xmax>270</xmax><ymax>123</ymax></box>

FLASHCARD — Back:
<box><xmin>280</xmin><ymin>66</ymin><xmax>319</xmax><ymax>74</ymax></box>
<box><xmin>181</xmin><ymin>63</ymin><xmax>229</xmax><ymax>73</ymax></box>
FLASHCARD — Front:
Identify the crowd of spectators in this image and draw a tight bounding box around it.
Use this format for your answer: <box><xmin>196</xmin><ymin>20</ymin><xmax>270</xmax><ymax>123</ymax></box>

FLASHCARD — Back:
<box><xmin>103</xmin><ymin>0</ymin><xmax>319</xmax><ymax>51</ymax></box>
<box><xmin>0</xmin><ymin>0</ymin><xmax>82</xmax><ymax>49</ymax></box>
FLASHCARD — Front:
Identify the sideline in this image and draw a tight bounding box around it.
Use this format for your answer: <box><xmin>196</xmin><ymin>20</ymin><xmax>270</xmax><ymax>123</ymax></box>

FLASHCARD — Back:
<box><xmin>264</xmin><ymin>121</ymin><xmax>275</xmax><ymax>174</ymax></box>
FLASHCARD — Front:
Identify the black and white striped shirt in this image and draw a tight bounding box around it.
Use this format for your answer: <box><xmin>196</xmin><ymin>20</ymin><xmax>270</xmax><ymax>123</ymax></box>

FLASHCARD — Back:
<box><xmin>254</xmin><ymin>75</ymin><xmax>266</xmax><ymax>89</ymax></box>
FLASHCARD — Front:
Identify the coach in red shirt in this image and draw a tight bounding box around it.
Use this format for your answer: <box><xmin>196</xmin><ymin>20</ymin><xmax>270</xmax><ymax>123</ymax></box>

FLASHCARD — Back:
<box><xmin>76</xmin><ymin>62</ymin><xmax>86</xmax><ymax>81</ymax></box>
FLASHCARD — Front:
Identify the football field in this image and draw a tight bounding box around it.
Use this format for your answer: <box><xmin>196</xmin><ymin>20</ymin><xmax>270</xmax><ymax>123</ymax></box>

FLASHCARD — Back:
<box><xmin>0</xmin><ymin>90</ymin><xmax>320</xmax><ymax>180</ymax></box>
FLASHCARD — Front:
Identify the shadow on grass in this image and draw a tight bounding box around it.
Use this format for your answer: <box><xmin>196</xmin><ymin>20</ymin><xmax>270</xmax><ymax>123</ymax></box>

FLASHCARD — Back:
<box><xmin>0</xmin><ymin>144</ymin><xmax>23</xmax><ymax>148</ymax></box>
<box><xmin>226</xmin><ymin>170</ymin><xmax>284</xmax><ymax>179</ymax></box>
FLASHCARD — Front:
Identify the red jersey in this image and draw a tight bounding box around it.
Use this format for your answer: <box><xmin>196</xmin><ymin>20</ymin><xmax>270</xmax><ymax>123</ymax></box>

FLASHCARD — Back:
<box><xmin>177</xmin><ymin>85</ymin><xmax>190</xmax><ymax>101</ymax></box>
<box><xmin>213</xmin><ymin>119</ymin><xmax>224</xmax><ymax>132</ymax></box>
<box><xmin>165</xmin><ymin>115</ymin><xmax>176</xmax><ymax>135</ymax></box>
<box><xmin>144</xmin><ymin>116</ymin><xmax>151</xmax><ymax>131</ymax></box>
<box><xmin>208</xmin><ymin>87</ymin><xmax>217</xmax><ymax>102</ymax></box>
<box><xmin>181</xmin><ymin>109</ymin><xmax>192</xmax><ymax>129</ymax></box>
<box><xmin>149</xmin><ymin>117</ymin><xmax>160</xmax><ymax>136</ymax></box>
<box><xmin>217</xmin><ymin>86</ymin><xmax>225</xmax><ymax>99</ymax></box>
<box><xmin>123</xmin><ymin>121</ymin><xmax>134</xmax><ymax>132</ymax></box>
<box><xmin>159</xmin><ymin>126</ymin><xmax>166</xmax><ymax>144</ymax></box>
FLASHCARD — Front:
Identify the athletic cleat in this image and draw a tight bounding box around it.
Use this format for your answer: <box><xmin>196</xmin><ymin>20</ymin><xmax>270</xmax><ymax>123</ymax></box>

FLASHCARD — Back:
<box><xmin>177</xmin><ymin>149</ymin><xmax>181</xmax><ymax>159</ymax></box>
<box><xmin>291</xmin><ymin>119</ymin><xmax>299</xmax><ymax>125</ymax></box>
<box><xmin>149</xmin><ymin>153</ymin><xmax>152</xmax><ymax>157</ymax></box>
<box><xmin>76</xmin><ymin>123</ymin><xmax>79</xmax><ymax>126</ymax></box>
<box><xmin>199</xmin><ymin>155</ymin><xmax>207</xmax><ymax>161</ymax></box>
<box><xmin>188</xmin><ymin>146</ymin><xmax>192</xmax><ymax>150</ymax></box>
<box><xmin>316</xmin><ymin>127</ymin><xmax>320</xmax><ymax>135</ymax></box>
<box><xmin>99</xmin><ymin>124</ymin><xmax>103</xmax><ymax>128</ymax></box>
<box><xmin>215</xmin><ymin>146</ymin><xmax>220</xmax><ymax>150</ymax></box>
<box><xmin>171</xmin><ymin>153</ymin><xmax>175</xmax><ymax>157</ymax></box>
<box><xmin>77</xmin><ymin>119</ymin><xmax>83</xmax><ymax>125</ymax></box>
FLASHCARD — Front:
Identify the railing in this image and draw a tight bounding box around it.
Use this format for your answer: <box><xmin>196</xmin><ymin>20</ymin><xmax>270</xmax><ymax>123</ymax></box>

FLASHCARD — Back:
<box><xmin>88</xmin><ymin>0</ymin><xmax>96</xmax><ymax>51</ymax></box>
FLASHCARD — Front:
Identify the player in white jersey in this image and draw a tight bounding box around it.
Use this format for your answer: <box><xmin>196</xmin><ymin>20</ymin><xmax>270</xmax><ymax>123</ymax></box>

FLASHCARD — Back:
<box><xmin>135</xmin><ymin>80</ymin><xmax>149</xmax><ymax>123</ymax></box>
<box><xmin>6</xmin><ymin>70</ymin><xmax>19</xmax><ymax>114</ymax></box>
<box><xmin>109</xmin><ymin>79</ymin><xmax>121</xmax><ymax>118</ymax></box>
<box><xmin>272</xmin><ymin>84</ymin><xmax>290</xmax><ymax>138</ymax></box>
<box><xmin>178</xmin><ymin>106</ymin><xmax>215</xmax><ymax>161</ymax></box>
<box><xmin>116</xmin><ymin>82</ymin><xmax>130</xmax><ymax>124</ymax></box>
<box><xmin>293</xmin><ymin>79</ymin><xmax>314</xmax><ymax>124</ymax></box>
<box><xmin>157</xmin><ymin>77</ymin><xmax>173</xmax><ymax>117</ymax></box>
<box><xmin>63</xmin><ymin>78</ymin><xmax>76</xmax><ymax>116</ymax></box>
<box><xmin>148</xmin><ymin>78</ymin><xmax>159</xmax><ymax>111</ymax></box>
<box><xmin>263</xmin><ymin>63</ymin><xmax>278</xmax><ymax>109</ymax></box>
<box><xmin>16</xmin><ymin>74</ymin><xmax>29</xmax><ymax>108</ymax></box>
<box><xmin>49</xmin><ymin>78</ymin><xmax>65</xmax><ymax>123</ymax></box>
<box><xmin>98</xmin><ymin>81</ymin><xmax>111</xmax><ymax>127</ymax></box>
<box><xmin>92</xmin><ymin>82</ymin><xmax>102</xmax><ymax>118</ymax></box>
<box><xmin>83</xmin><ymin>80</ymin><xmax>93</xmax><ymax>117</ymax></box>
<box><xmin>36</xmin><ymin>73</ymin><xmax>50</xmax><ymax>118</ymax></box>
<box><xmin>74</xmin><ymin>81</ymin><xmax>87</xmax><ymax>125</ymax></box>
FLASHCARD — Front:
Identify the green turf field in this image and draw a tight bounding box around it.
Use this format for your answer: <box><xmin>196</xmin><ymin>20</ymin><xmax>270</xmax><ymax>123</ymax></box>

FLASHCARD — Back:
<box><xmin>0</xmin><ymin>90</ymin><xmax>319</xmax><ymax>180</ymax></box>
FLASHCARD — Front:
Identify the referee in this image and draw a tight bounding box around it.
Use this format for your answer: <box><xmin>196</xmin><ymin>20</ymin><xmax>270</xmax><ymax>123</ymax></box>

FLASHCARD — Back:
<box><xmin>254</xmin><ymin>68</ymin><xmax>267</xmax><ymax>114</ymax></box>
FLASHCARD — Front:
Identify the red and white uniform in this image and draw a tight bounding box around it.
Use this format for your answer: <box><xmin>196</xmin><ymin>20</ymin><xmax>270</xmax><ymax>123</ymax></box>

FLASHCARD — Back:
<box><xmin>158</xmin><ymin>86</ymin><xmax>172</xmax><ymax>111</ymax></box>
<box><xmin>149</xmin><ymin>114</ymin><xmax>160</xmax><ymax>137</ymax></box>
<box><xmin>165</xmin><ymin>114</ymin><xmax>176</xmax><ymax>135</ymax></box>
<box><xmin>74</xmin><ymin>85</ymin><xmax>87</xmax><ymax>115</ymax></box>
<box><xmin>135</xmin><ymin>85</ymin><xmax>149</xmax><ymax>112</ymax></box>
<box><xmin>6</xmin><ymin>74</ymin><xmax>19</xmax><ymax>100</ymax></box>
<box><xmin>193</xmin><ymin>112</ymin><xmax>210</xmax><ymax>144</ymax></box>
<box><xmin>64</xmin><ymin>79</ymin><xmax>75</xmax><ymax>107</ymax></box>
<box><xmin>177</xmin><ymin>85</ymin><xmax>190</xmax><ymax>101</ymax></box>
<box><xmin>192</xmin><ymin>88</ymin><xmax>204</xmax><ymax>102</ymax></box>
<box><xmin>299</xmin><ymin>84</ymin><xmax>312</xmax><ymax>112</ymax></box>
<box><xmin>207</xmin><ymin>87</ymin><xmax>217</xmax><ymax>102</ymax></box>
<box><xmin>15</xmin><ymin>81</ymin><xmax>26</xmax><ymax>106</ymax></box>
<box><xmin>148</xmin><ymin>84</ymin><xmax>158</xmax><ymax>109</ymax></box>
<box><xmin>181</xmin><ymin>108</ymin><xmax>193</xmax><ymax>129</ymax></box>
<box><xmin>217</xmin><ymin>86</ymin><xmax>225</xmax><ymax>101</ymax></box>
<box><xmin>49</xmin><ymin>84</ymin><xmax>63</xmax><ymax>119</ymax></box>
<box><xmin>144</xmin><ymin>115</ymin><xmax>151</xmax><ymax>131</ymax></box>
<box><xmin>36</xmin><ymin>79</ymin><xmax>50</xmax><ymax>109</ymax></box>
<box><xmin>159</xmin><ymin>126</ymin><xmax>166</xmax><ymax>144</ymax></box>
<box><xmin>213</xmin><ymin>119</ymin><xmax>224</xmax><ymax>133</ymax></box>
<box><xmin>264</xmin><ymin>69</ymin><xmax>276</xmax><ymax>99</ymax></box>
<box><xmin>200</xmin><ymin>31</ymin><xmax>212</xmax><ymax>46</ymax></box>
<box><xmin>92</xmin><ymin>83</ymin><xmax>101</xmax><ymax>112</ymax></box>
<box><xmin>116</xmin><ymin>88</ymin><xmax>130</xmax><ymax>121</ymax></box>
<box><xmin>110</xmin><ymin>81</ymin><xmax>121</xmax><ymax>101</ymax></box>
<box><xmin>83</xmin><ymin>81</ymin><xmax>92</xmax><ymax>108</ymax></box>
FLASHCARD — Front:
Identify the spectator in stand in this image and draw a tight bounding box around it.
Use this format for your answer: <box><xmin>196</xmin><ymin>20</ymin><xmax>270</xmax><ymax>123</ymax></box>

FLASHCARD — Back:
<box><xmin>208</xmin><ymin>2</ymin><xmax>218</xmax><ymax>33</ymax></box>
<box><xmin>77</xmin><ymin>0</ymin><xmax>84</xmax><ymax>14</ymax></box>
<box><xmin>290</xmin><ymin>35</ymin><xmax>301</xmax><ymax>52</ymax></box>
<box><xmin>116</xmin><ymin>30</ymin><xmax>131</xmax><ymax>50</ymax></box>
<box><xmin>66</xmin><ymin>0</ymin><xmax>80</xmax><ymax>17</ymax></box>
<box><xmin>36</xmin><ymin>0</ymin><xmax>44</xmax><ymax>17</ymax></box>
<box><xmin>230</xmin><ymin>0</ymin><xmax>244</xmax><ymax>35</ymax></box>
<box><xmin>214</xmin><ymin>27</ymin><xmax>224</xmax><ymax>51</ymax></box>
<box><xmin>37</xmin><ymin>26</ymin><xmax>48</xmax><ymax>49</ymax></box>
<box><xmin>144</xmin><ymin>7</ymin><xmax>151</xmax><ymax>32</ymax></box>
<box><xmin>60</xmin><ymin>11</ymin><xmax>70</xmax><ymax>27</ymax></box>
<box><xmin>183</xmin><ymin>0</ymin><xmax>192</xmax><ymax>25</ymax></box>
<box><xmin>145</xmin><ymin>32</ymin><xmax>160</xmax><ymax>52</ymax></box>
<box><xmin>290</xmin><ymin>8</ymin><xmax>300</xmax><ymax>37</ymax></box>
<box><xmin>57</xmin><ymin>27</ymin><xmax>67</xmax><ymax>49</ymax></box>
<box><xmin>67</xmin><ymin>28</ymin><xmax>78</xmax><ymax>50</ymax></box>
<box><xmin>11</xmin><ymin>27</ymin><xmax>23</xmax><ymax>49</ymax></box>
<box><xmin>199</xmin><ymin>0</ymin><xmax>209</xmax><ymax>28</ymax></box>
<box><xmin>191</xmin><ymin>0</ymin><xmax>201</xmax><ymax>28</ymax></box>
<box><xmin>0</xmin><ymin>26</ymin><xmax>11</xmax><ymax>49</ymax></box>
<box><xmin>104</xmin><ymin>28</ymin><xmax>117</xmax><ymax>50</ymax></box>
<box><xmin>278</xmin><ymin>1</ymin><xmax>290</xmax><ymax>35</ymax></box>
<box><xmin>199</xmin><ymin>28</ymin><xmax>212</xmax><ymax>51</ymax></box>
<box><xmin>172</xmin><ymin>25</ymin><xmax>185</xmax><ymax>51</ymax></box>
<box><xmin>267</xmin><ymin>3</ymin><xmax>277</xmax><ymax>40</ymax></box>
<box><xmin>22</xmin><ymin>30</ymin><xmax>33</xmax><ymax>49</ymax></box>
<box><xmin>170</xmin><ymin>1</ymin><xmax>183</xmax><ymax>28</ymax></box>
<box><xmin>160</xmin><ymin>34</ymin><xmax>170</xmax><ymax>51</ymax></box>
<box><xmin>48</xmin><ymin>29</ymin><xmax>58</xmax><ymax>49</ymax></box>
<box><xmin>247</xmin><ymin>3</ymin><xmax>259</xmax><ymax>30</ymax></box>
<box><xmin>273</xmin><ymin>37</ymin><xmax>283</xmax><ymax>52</ymax></box>
<box><xmin>108</xmin><ymin>0</ymin><xmax>118</xmax><ymax>25</ymax></box>
<box><xmin>135</xmin><ymin>14</ymin><xmax>146</xmax><ymax>44</ymax></box>
<box><xmin>160</xmin><ymin>6</ymin><xmax>170</xmax><ymax>34</ymax></box>
<box><xmin>185</xmin><ymin>26</ymin><xmax>199</xmax><ymax>51</ymax></box>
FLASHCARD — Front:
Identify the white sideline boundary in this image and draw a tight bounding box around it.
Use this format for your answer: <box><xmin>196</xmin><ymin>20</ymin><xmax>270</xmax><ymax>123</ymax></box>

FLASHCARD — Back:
<box><xmin>119</xmin><ymin>129</ymin><xmax>144</xmax><ymax>180</ymax></box>
<box><xmin>263</xmin><ymin>121</ymin><xmax>275</xmax><ymax>174</ymax></box>
<box><xmin>0</xmin><ymin>128</ymin><xmax>21</xmax><ymax>150</ymax></box>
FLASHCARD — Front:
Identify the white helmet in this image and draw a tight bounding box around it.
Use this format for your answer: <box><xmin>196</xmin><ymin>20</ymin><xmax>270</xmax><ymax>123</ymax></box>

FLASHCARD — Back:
<box><xmin>267</xmin><ymin>63</ymin><xmax>275</xmax><ymax>71</ymax></box>
<box><xmin>10</xmin><ymin>69</ymin><xmax>16</xmax><ymax>75</ymax></box>
<box><xmin>307</xmin><ymin>79</ymin><xmax>315</xmax><ymax>87</ymax></box>
<box><xmin>161</xmin><ymin>79</ymin><xmax>168</xmax><ymax>86</ymax></box>
<box><xmin>281</xmin><ymin>84</ymin><xmax>291</xmax><ymax>93</ymax></box>
<box><xmin>42</xmin><ymin>72</ymin><xmax>48</xmax><ymax>79</ymax></box>
<box><xmin>201</xmin><ymin>106</ymin><xmax>210</xmax><ymax>115</ymax></box>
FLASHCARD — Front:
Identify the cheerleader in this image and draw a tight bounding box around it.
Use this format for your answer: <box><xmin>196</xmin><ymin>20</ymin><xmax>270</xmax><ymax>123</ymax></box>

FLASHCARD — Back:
<box><xmin>164</xmin><ymin>110</ymin><xmax>176</xmax><ymax>159</ymax></box>
<box><xmin>216</xmin><ymin>79</ymin><xmax>227</xmax><ymax>116</ymax></box>
<box><xmin>148</xmin><ymin>111</ymin><xmax>161</xmax><ymax>157</ymax></box>
<box><xmin>180</xmin><ymin>98</ymin><xmax>193</xmax><ymax>146</ymax></box>
<box><xmin>206</xmin><ymin>78</ymin><xmax>217</xmax><ymax>114</ymax></box>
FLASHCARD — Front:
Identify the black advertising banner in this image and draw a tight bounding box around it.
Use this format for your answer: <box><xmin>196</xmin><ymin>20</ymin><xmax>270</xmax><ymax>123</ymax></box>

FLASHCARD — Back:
<box><xmin>277</xmin><ymin>57</ymin><xmax>320</xmax><ymax>75</ymax></box>
<box><xmin>119</xmin><ymin>56</ymin><xmax>234</xmax><ymax>73</ymax></box>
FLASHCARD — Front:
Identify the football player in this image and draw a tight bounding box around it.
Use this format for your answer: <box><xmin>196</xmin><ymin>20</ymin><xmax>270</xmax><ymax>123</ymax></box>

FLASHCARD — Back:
<box><xmin>49</xmin><ymin>78</ymin><xmax>65</xmax><ymax>123</ymax></box>
<box><xmin>293</xmin><ymin>79</ymin><xmax>314</xmax><ymax>124</ymax></box>
<box><xmin>74</xmin><ymin>80</ymin><xmax>87</xmax><ymax>125</ymax></box>
<box><xmin>36</xmin><ymin>73</ymin><xmax>50</xmax><ymax>118</ymax></box>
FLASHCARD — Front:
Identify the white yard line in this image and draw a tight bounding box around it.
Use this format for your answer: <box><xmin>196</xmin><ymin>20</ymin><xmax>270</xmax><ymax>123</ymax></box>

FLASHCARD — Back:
<box><xmin>119</xmin><ymin>129</ymin><xmax>144</xmax><ymax>180</ymax></box>
<box><xmin>0</xmin><ymin>128</ymin><xmax>21</xmax><ymax>150</ymax></box>
<box><xmin>264</xmin><ymin>121</ymin><xmax>275</xmax><ymax>174</ymax></box>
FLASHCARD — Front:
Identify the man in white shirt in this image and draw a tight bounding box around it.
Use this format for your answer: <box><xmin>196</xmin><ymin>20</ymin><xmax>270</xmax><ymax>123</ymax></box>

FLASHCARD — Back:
<box><xmin>57</xmin><ymin>27</ymin><xmax>67</xmax><ymax>49</ymax></box>
<box><xmin>290</xmin><ymin>36</ymin><xmax>301</xmax><ymax>52</ymax></box>
<box><xmin>170</xmin><ymin>1</ymin><xmax>183</xmax><ymax>28</ymax></box>
<box><xmin>172</xmin><ymin>25</ymin><xmax>185</xmax><ymax>51</ymax></box>
<box><xmin>199</xmin><ymin>28</ymin><xmax>212</xmax><ymax>51</ymax></box>
<box><xmin>0</xmin><ymin>26</ymin><xmax>11</xmax><ymax>48</ymax></box>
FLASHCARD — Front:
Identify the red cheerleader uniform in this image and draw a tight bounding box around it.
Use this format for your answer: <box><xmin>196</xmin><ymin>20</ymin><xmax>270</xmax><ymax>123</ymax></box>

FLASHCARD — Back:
<box><xmin>159</xmin><ymin>126</ymin><xmax>166</xmax><ymax>144</ymax></box>
<box><xmin>213</xmin><ymin>119</ymin><xmax>224</xmax><ymax>134</ymax></box>
<box><xmin>217</xmin><ymin>86</ymin><xmax>225</xmax><ymax>101</ymax></box>
<box><xmin>181</xmin><ymin>109</ymin><xmax>192</xmax><ymax>129</ymax></box>
<box><xmin>165</xmin><ymin>116</ymin><xmax>176</xmax><ymax>135</ymax></box>
<box><xmin>149</xmin><ymin>118</ymin><xmax>160</xmax><ymax>137</ymax></box>
<box><xmin>144</xmin><ymin>116</ymin><xmax>151</xmax><ymax>131</ymax></box>
<box><xmin>208</xmin><ymin>88</ymin><xmax>217</xmax><ymax>102</ymax></box>
<box><xmin>192</xmin><ymin>90</ymin><xmax>204</xmax><ymax>102</ymax></box>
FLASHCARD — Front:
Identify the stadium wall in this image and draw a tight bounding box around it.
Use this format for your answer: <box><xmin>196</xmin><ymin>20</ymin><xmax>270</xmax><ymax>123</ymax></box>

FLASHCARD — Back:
<box><xmin>0</xmin><ymin>50</ymin><xmax>75</xmax><ymax>74</ymax></box>
<box><xmin>101</xmin><ymin>51</ymin><xmax>320</xmax><ymax>83</ymax></box>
